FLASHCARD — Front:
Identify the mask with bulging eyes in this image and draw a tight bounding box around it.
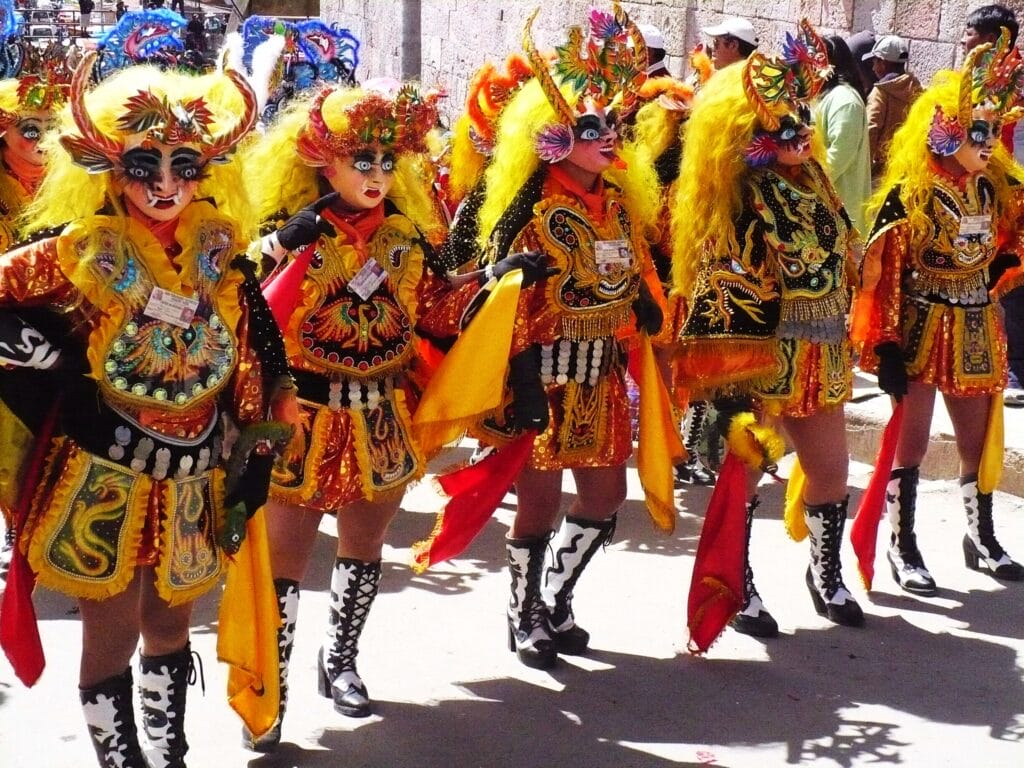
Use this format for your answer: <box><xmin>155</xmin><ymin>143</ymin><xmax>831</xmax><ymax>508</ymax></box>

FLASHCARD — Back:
<box><xmin>3</xmin><ymin>110</ymin><xmax>56</xmax><ymax>169</ymax></box>
<box><xmin>120</xmin><ymin>142</ymin><xmax>205</xmax><ymax>222</ymax></box>
<box><xmin>560</xmin><ymin>107</ymin><xmax>620</xmax><ymax>176</ymax></box>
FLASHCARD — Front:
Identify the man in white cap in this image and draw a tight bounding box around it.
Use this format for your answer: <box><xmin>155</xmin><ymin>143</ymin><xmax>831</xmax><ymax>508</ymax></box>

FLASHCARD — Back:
<box><xmin>863</xmin><ymin>34</ymin><xmax>921</xmax><ymax>179</ymax></box>
<box><xmin>701</xmin><ymin>16</ymin><xmax>759</xmax><ymax>68</ymax></box>
<box><xmin>638</xmin><ymin>23</ymin><xmax>670</xmax><ymax>77</ymax></box>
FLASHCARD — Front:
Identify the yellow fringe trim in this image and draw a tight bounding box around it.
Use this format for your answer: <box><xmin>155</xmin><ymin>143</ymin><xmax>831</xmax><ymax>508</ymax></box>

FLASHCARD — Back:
<box><xmin>27</xmin><ymin>440</ymin><xmax>150</xmax><ymax>601</ymax></box>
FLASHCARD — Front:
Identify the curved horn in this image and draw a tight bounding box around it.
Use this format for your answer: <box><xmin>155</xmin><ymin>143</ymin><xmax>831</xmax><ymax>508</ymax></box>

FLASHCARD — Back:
<box><xmin>523</xmin><ymin>7</ymin><xmax>576</xmax><ymax>126</ymax></box>
<box><xmin>67</xmin><ymin>51</ymin><xmax>123</xmax><ymax>167</ymax></box>
<box><xmin>203</xmin><ymin>67</ymin><xmax>259</xmax><ymax>163</ymax></box>
<box><xmin>294</xmin><ymin>86</ymin><xmax>332</xmax><ymax>167</ymax></box>
<box><xmin>959</xmin><ymin>41</ymin><xmax>988</xmax><ymax>129</ymax></box>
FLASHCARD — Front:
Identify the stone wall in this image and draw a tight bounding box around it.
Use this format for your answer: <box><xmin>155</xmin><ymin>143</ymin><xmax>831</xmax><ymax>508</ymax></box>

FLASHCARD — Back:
<box><xmin>322</xmin><ymin>0</ymin><xmax>1024</xmax><ymax>122</ymax></box>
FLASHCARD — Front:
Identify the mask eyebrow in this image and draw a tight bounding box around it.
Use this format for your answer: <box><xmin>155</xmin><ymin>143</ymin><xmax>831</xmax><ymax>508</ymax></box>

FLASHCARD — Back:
<box><xmin>574</xmin><ymin>114</ymin><xmax>605</xmax><ymax>136</ymax></box>
<box><xmin>122</xmin><ymin>147</ymin><xmax>162</xmax><ymax>167</ymax></box>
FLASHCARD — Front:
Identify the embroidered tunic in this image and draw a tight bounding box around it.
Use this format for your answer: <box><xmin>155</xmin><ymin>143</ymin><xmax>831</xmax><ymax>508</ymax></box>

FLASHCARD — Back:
<box><xmin>0</xmin><ymin>201</ymin><xmax>271</xmax><ymax>605</ymax></box>
<box><xmin>856</xmin><ymin>172</ymin><xmax>1017</xmax><ymax>395</ymax></box>
<box><xmin>475</xmin><ymin>174</ymin><xmax>660</xmax><ymax>469</ymax></box>
<box><xmin>677</xmin><ymin>161</ymin><xmax>855</xmax><ymax>417</ymax></box>
<box><xmin>269</xmin><ymin>205</ymin><xmax>445</xmax><ymax>510</ymax></box>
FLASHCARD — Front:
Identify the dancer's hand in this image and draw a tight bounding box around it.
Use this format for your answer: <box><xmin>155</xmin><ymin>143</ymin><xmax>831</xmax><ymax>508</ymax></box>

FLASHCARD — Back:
<box><xmin>874</xmin><ymin>342</ymin><xmax>908</xmax><ymax>402</ymax></box>
<box><xmin>276</xmin><ymin>193</ymin><xmax>339</xmax><ymax>251</ymax></box>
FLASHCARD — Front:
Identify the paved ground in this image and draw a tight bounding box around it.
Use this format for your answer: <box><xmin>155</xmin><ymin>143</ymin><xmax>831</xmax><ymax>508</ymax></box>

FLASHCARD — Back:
<box><xmin>3</xmin><ymin>390</ymin><xmax>1024</xmax><ymax>767</ymax></box>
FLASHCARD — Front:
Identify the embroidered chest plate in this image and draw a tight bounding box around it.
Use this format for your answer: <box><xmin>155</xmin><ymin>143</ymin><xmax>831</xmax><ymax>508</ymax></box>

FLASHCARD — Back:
<box><xmin>297</xmin><ymin>219</ymin><xmax>417</xmax><ymax>378</ymax></box>
<box><xmin>88</xmin><ymin>222</ymin><xmax>238</xmax><ymax>410</ymax></box>
<box><xmin>753</xmin><ymin>168</ymin><xmax>850</xmax><ymax>303</ymax></box>
<box><xmin>536</xmin><ymin>196</ymin><xmax>641</xmax><ymax>340</ymax></box>
<box><xmin>919</xmin><ymin>175</ymin><xmax>997</xmax><ymax>275</ymax></box>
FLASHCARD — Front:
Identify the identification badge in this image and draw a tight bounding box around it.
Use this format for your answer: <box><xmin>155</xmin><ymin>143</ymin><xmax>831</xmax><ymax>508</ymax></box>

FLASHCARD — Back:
<box><xmin>348</xmin><ymin>258</ymin><xmax>387</xmax><ymax>301</ymax></box>
<box><xmin>143</xmin><ymin>287</ymin><xmax>199</xmax><ymax>329</ymax></box>
<box><xmin>959</xmin><ymin>215</ymin><xmax>991</xmax><ymax>237</ymax></box>
<box><xmin>594</xmin><ymin>239</ymin><xmax>632</xmax><ymax>268</ymax></box>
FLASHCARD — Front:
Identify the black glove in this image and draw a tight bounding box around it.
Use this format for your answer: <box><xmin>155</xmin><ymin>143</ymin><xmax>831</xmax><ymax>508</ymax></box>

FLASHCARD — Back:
<box><xmin>490</xmin><ymin>251</ymin><xmax>559</xmax><ymax>288</ymax></box>
<box><xmin>275</xmin><ymin>193</ymin><xmax>339</xmax><ymax>251</ymax></box>
<box><xmin>874</xmin><ymin>341</ymin><xmax>908</xmax><ymax>401</ymax></box>
<box><xmin>506</xmin><ymin>346</ymin><xmax>549</xmax><ymax>432</ymax></box>
<box><xmin>632</xmin><ymin>280</ymin><xmax>663</xmax><ymax>335</ymax></box>
<box><xmin>988</xmin><ymin>251</ymin><xmax>1020</xmax><ymax>289</ymax></box>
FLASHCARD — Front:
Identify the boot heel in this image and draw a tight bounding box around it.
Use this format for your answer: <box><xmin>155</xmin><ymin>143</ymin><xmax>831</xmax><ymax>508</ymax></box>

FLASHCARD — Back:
<box><xmin>805</xmin><ymin>567</ymin><xmax>826</xmax><ymax>616</ymax></box>
<box><xmin>963</xmin><ymin>535</ymin><xmax>981</xmax><ymax>571</ymax></box>
<box><xmin>317</xmin><ymin>653</ymin><xmax>331</xmax><ymax>699</ymax></box>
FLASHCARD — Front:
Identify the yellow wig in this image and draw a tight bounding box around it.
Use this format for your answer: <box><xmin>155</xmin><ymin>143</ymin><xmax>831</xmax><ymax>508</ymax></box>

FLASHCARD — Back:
<box><xmin>241</xmin><ymin>87</ymin><xmax>444</xmax><ymax>243</ymax></box>
<box><xmin>448</xmin><ymin>112</ymin><xmax>486</xmax><ymax>203</ymax></box>
<box><xmin>671</xmin><ymin>63</ymin><xmax>827</xmax><ymax>296</ymax></box>
<box><xmin>0</xmin><ymin>78</ymin><xmax>21</xmax><ymax>119</ymax></box>
<box><xmin>477</xmin><ymin>77</ymin><xmax>660</xmax><ymax>253</ymax></box>
<box><xmin>23</xmin><ymin>64</ymin><xmax>256</xmax><ymax>238</ymax></box>
<box><xmin>868</xmin><ymin>70</ymin><xmax>1024</xmax><ymax>248</ymax></box>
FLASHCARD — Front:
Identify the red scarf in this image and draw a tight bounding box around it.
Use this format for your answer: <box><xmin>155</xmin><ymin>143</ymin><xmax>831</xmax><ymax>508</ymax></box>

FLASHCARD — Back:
<box><xmin>547</xmin><ymin>165</ymin><xmax>606</xmax><ymax>221</ymax></box>
<box><xmin>321</xmin><ymin>202</ymin><xmax>386</xmax><ymax>252</ymax></box>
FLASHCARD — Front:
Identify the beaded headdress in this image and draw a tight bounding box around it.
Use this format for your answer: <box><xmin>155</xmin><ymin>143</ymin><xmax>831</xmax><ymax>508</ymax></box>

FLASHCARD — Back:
<box><xmin>294</xmin><ymin>84</ymin><xmax>440</xmax><ymax>167</ymax></box>
<box><xmin>928</xmin><ymin>28</ymin><xmax>1024</xmax><ymax>156</ymax></box>
<box><xmin>59</xmin><ymin>51</ymin><xmax>257</xmax><ymax>174</ymax></box>
<box><xmin>0</xmin><ymin>1</ymin><xmax>71</xmax><ymax>131</ymax></box>
<box><xmin>741</xmin><ymin>18</ymin><xmax>830</xmax><ymax>131</ymax></box>
<box><xmin>524</xmin><ymin>2</ymin><xmax>648</xmax><ymax>163</ymax></box>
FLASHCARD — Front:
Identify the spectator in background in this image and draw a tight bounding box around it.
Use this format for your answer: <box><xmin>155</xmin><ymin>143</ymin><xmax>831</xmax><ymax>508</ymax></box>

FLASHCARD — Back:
<box><xmin>171</xmin><ymin>0</ymin><xmax>185</xmax><ymax>14</ymax></box>
<box><xmin>702</xmin><ymin>16</ymin><xmax>758</xmax><ymax>69</ymax></box>
<box><xmin>638</xmin><ymin>23</ymin><xmax>670</xmax><ymax>77</ymax></box>
<box><xmin>845</xmin><ymin>30</ymin><xmax>877</xmax><ymax>100</ymax></box>
<box><xmin>816</xmin><ymin>35</ymin><xmax>871</xmax><ymax>234</ymax></box>
<box><xmin>961</xmin><ymin>4</ymin><xmax>1024</xmax><ymax>403</ymax></box>
<box><xmin>78</xmin><ymin>0</ymin><xmax>94</xmax><ymax>37</ymax></box>
<box><xmin>864</xmin><ymin>35</ymin><xmax>921</xmax><ymax>181</ymax></box>
<box><xmin>186</xmin><ymin>13</ymin><xmax>204</xmax><ymax>52</ymax></box>
<box><xmin>116</xmin><ymin>1</ymin><xmax>127</xmax><ymax>22</ymax></box>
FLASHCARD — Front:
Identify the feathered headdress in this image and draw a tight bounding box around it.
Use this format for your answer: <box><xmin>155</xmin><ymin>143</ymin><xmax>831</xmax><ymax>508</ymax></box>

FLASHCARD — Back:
<box><xmin>524</xmin><ymin>2</ymin><xmax>648</xmax><ymax>163</ymax></box>
<box><xmin>94</xmin><ymin>9</ymin><xmax>187</xmax><ymax>79</ymax></box>
<box><xmin>224</xmin><ymin>16</ymin><xmax>360</xmax><ymax>123</ymax></box>
<box><xmin>465</xmin><ymin>53</ymin><xmax>532</xmax><ymax>155</ymax></box>
<box><xmin>295</xmin><ymin>83</ymin><xmax>440</xmax><ymax>167</ymax></box>
<box><xmin>59</xmin><ymin>51</ymin><xmax>257</xmax><ymax>174</ymax></box>
<box><xmin>742</xmin><ymin>17</ymin><xmax>830</xmax><ymax>131</ymax></box>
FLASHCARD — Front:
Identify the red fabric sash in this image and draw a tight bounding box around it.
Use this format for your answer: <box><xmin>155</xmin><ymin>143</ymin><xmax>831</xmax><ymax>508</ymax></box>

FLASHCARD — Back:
<box><xmin>850</xmin><ymin>401</ymin><xmax>905</xmax><ymax>589</ymax></box>
<box><xmin>686</xmin><ymin>452</ymin><xmax>747</xmax><ymax>654</ymax></box>
<box><xmin>1</xmin><ymin>401</ymin><xmax>60</xmax><ymax>686</ymax></box>
<box><xmin>412</xmin><ymin>430</ymin><xmax>536</xmax><ymax>571</ymax></box>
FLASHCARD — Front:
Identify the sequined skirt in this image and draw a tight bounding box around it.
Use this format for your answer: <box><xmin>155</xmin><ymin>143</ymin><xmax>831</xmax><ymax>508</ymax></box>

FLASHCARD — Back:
<box><xmin>22</xmin><ymin>436</ymin><xmax>224</xmax><ymax>605</ymax></box>
<box><xmin>757</xmin><ymin>336</ymin><xmax>853</xmax><ymax>418</ymax></box>
<box><xmin>269</xmin><ymin>377</ymin><xmax>424</xmax><ymax>512</ymax></box>
<box><xmin>474</xmin><ymin>360</ymin><xmax>633</xmax><ymax>471</ymax></box>
<box><xmin>901</xmin><ymin>296</ymin><xmax>1006</xmax><ymax>396</ymax></box>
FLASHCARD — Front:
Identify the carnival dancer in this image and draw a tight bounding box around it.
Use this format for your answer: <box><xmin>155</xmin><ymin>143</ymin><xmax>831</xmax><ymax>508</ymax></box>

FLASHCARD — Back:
<box><xmin>413</xmin><ymin>3</ymin><xmax>677</xmax><ymax>671</ymax></box>
<box><xmin>239</xmin><ymin>80</ymin><xmax>471</xmax><ymax>746</ymax></box>
<box><xmin>0</xmin><ymin>52</ymin><xmax>292</xmax><ymax>768</ymax></box>
<box><xmin>674</xmin><ymin>20</ymin><xmax>865</xmax><ymax>649</ymax></box>
<box><xmin>0</xmin><ymin>36</ymin><xmax>71</xmax><ymax>588</ymax></box>
<box><xmin>853</xmin><ymin>31</ymin><xmax>1024</xmax><ymax>594</ymax></box>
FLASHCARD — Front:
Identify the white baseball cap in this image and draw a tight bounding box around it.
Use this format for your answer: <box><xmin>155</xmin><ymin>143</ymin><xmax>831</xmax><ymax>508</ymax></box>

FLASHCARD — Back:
<box><xmin>637</xmin><ymin>23</ymin><xmax>665</xmax><ymax>50</ymax></box>
<box><xmin>701</xmin><ymin>16</ymin><xmax>758</xmax><ymax>47</ymax></box>
<box><xmin>862</xmin><ymin>35</ymin><xmax>909</xmax><ymax>63</ymax></box>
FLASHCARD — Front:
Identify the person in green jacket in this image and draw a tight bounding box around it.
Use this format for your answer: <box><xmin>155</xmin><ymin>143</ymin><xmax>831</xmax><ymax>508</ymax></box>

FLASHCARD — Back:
<box><xmin>815</xmin><ymin>35</ymin><xmax>872</xmax><ymax>235</ymax></box>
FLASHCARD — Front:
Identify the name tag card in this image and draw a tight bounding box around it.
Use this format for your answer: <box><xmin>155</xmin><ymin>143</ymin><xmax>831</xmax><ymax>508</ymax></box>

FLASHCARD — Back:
<box><xmin>348</xmin><ymin>258</ymin><xmax>387</xmax><ymax>301</ymax></box>
<box><xmin>595</xmin><ymin>239</ymin><xmax>632</xmax><ymax>268</ymax></box>
<box><xmin>959</xmin><ymin>215</ymin><xmax>991</xmax><ymax>237</ymax></box>
<box><xmin>143</xmin><ymin>287</ymin><xmax>199</xmax><ymax>329</ymax></box>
